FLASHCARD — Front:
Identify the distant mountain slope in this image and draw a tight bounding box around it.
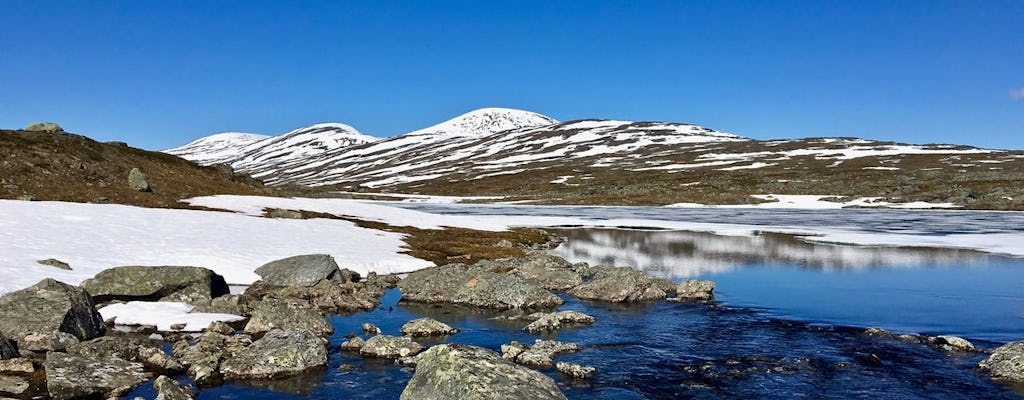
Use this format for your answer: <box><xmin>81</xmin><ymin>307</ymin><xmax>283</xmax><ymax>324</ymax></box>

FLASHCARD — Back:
<box><xmin>403</xmin><ymin>107</ymin><xmax>558</xmax><ymax>137</ymax></box>
<box><xmin>164</xmin><ymin>132</ymin><xmax>271</xmax><ymax>165</ymax></box>
<box><xmin>1</xmin><ymin>129</ymin><xmax>263</xmax><ymax>208</ymax></box>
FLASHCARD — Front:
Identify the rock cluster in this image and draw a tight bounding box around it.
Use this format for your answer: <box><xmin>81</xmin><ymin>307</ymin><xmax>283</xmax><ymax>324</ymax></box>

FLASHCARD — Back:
<box><xmin>501</xmin><ymin>339</ymin><xmax>580</xmax><ymax>367</ymax></box>
<box><xmin>219</xmin><ymin>329</ymin><xmax>328</xmax><ymax>380</ymax></box>
<box><xmin>401</xmin><ymin>344</ymin><xmax>567</xmax><ymax>400</ymax></box>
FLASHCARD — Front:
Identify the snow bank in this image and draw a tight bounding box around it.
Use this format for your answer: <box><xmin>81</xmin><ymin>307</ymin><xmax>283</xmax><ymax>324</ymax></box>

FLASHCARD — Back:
<box><xmin>98</xmin><ymin>301</ymin><xmax>244</xmax><ymax>332</ymax></box>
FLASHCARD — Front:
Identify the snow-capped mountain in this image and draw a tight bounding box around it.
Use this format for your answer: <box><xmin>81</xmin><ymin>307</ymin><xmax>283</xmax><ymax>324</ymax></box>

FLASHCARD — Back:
<box><xmin>165</xmin><ymin>132</ymin><xmax>271</xmax><ymax>165</ymax></box>
<box><xmin>404</xmin><ymin>107</ymin><xmax>558</xmax><ymax>137</ymax></box>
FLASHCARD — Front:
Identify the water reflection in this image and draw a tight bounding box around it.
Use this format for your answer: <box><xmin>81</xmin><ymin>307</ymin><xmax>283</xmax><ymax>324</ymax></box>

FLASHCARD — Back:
<box><xmin>546</xmin><ymin>228</ymin><xmax>999</xmax><ymax>278</ymax></box>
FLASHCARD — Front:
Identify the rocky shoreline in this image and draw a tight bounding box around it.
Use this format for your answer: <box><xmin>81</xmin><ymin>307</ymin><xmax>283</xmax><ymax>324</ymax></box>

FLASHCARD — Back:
<box><xmin>1</xmin><ymin>251</ymin><xmax>1021</xmax><ymax>399</ymax></box>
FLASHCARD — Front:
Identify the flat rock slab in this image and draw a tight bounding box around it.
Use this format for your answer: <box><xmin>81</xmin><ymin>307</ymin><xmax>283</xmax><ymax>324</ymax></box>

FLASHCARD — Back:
<box><xmin>45</xmin><ymin>352</ymin><xmax>150</xmax><ymax>400</ymax></box>
<box><xmin>81</xmin><ymin>266</ymin><xmax>229</xmax><ymax>303</ymax></box>
<box><xmin>0</xmin><ymin>278</ymin><xmax>105</xmax><ymax>351</ymax></box>
<box><xmin>220</xmin><ymin>330</ymin><xmax>328</xmax><ymax>380</ymax></box>
<box><xmin>255</xmin><ymin>254</ymin><xmax>343</xmax><ymax>287</ymax></box>
<box><xmin>569</xmin><ymin>266</ymin><xmax>666</xmax><ymax>303</ymax></box>
<box><xmin>401</xmin><ymin>318</ymin><xmax>458</xmax><ymax>337</ymax></box>
<box><xmin>399</xmin><ymin>264</ymin><xmax>562</xmax><ymax>310</ymax></box>
<box><xmin>401</xmin><ymin>344</ymin><xmax>567</xmax><ymax>400</ymax></box>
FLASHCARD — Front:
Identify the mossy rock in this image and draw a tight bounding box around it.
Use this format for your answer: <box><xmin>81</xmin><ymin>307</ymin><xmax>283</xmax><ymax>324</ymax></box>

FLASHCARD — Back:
<box><xmin>24</xmin><ymin>122</ymin><xmax>63</xmax><ymax>132</ymax></box>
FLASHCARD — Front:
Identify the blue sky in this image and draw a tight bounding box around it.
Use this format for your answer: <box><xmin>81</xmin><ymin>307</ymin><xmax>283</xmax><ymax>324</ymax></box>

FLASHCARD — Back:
<box><xmin>1</xmin><ymin>0</ymin><xmax>1022</xmax><ymax>150</ymax></box>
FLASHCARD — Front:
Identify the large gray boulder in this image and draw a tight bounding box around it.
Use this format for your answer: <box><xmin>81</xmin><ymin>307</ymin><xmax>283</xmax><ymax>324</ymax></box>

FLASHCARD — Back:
<box><xmin>220</xmin><ymin>330</ymin><xmax>328</xmax><ymax>381</ymax></box>
<box><xmin>81</xmin><ymin>266</ymin><xmax>229</xmax><ymax>303</ymax></box>
<box><xmin>672</xmin><ymin>279</ymin><xmax>715</xmax><ymax>301</ymax></box>
<box><xmin>0</xmin><ymin>331</ymin><xmax>17</xmax><ymax>360</ymax></box>
<box><xmin>568</xmin><ymin>266</ymin><xmax>667</xmax><ymax>303</ymax></box>
<box><xmin>360</xmin><ymin>335</ymin><xmax>424</xmax><ymax>359</ymax></box>
<box><xmin>477</xmin><ymin>252</ymin><xmax>584</xmax><ymax>291</ymax></box>
<box><xmin>255</xmin><ymin>254</ymin><xmax>351</xmax><ymax>287</ymax></box>
<box><xmin>154</xmin><ymin>375</ymin><xmax>197</xmax><ymax>400</ymax></box>
<box><xmin>128</xmin><ymin>167</ymin><xmax>152</xmax><ymax>192</ymax></box>
<box><xmin>68</xmin><ymin>335</ymin><xmax>184</xmax><ymax>373</ymax></box>
<box><xmin>0</xmin><ymin>278</ymin><xmax>105</xmax><ymax>351</ymax></box>
<box><xmin>45</xmin><ymin>352</ymin><xmax>151</xmax><ymax>400</ymax></box>
<box><xmin>401</xmin><ymin>344</ymin><xmax>567</xmax><ymax>400</ymax></box>
<box><xmin>244</xmin><ymin>298</ymin><xmax>334</xmax><ymax>337</ymax></box>
<box><xmin>978</xmin><ymin>340</ymin><xmax>1024</xmax><ymax>384</ymax></box>
<box><xmin>399</xmin><ymin>264</ymin><xmax>562</xmax><ymax>310</ymax></box>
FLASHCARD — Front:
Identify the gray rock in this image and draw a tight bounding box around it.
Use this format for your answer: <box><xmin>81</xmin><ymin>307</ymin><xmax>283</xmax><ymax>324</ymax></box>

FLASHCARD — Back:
<box><xmin>401</xmin><ymin>344</ymin><xmax>566</xmax><ymax>400</ymax></box>
<box><xmin>244</xmin><ymin>298</ymin><xmax>333</xmax><ymax>337</ymax></box>
<box><xmin>207</xmin><ymin>321</ymin><xmax>235</xmax><ymax>335</ymax></box>
<box><xmin>555</xmin><ymin>310</ymin><xmax>596</xmax><ymax>324</ymax></box>
<box><xmin>501</xmin><ymin>340</ymin><xmax>580</xmax><ymax>367</ymax></box>
<box><xmin>264</xmin><ymin>208</ymin><xmax>303</xmax><ymax>219</ymax></box>
<box><xmin>524</xmin><ymin>310</ymin><xmax>596</xmax><ymax>334</ymax></box>
<box><xmin>361</xmin><ymin>322</ymin><xmax>382</xmax><ymax>335</ymax></box>
<box><xmin>931</xmin><ymin>335</ymin><xmax>977</xmax><ymax>352</ymax></box>
<box><xmin>0</xmin><ymin>375</ymin><xmax>32</xmax><ymax>397</ymax></box>
<box><xmin>978</xmin><ymin>340</ymin><xmax>1024</xmax><ymax>384</ymax></box>
<box><xmin>0</xmin><ymin>332</ymin><xmax>17</xmax><ymax>360</ymax></box>
<box><xmin>24</xmin><ymin>122</ymin><xmax>63</xmax><ymax>132</ymax></box>
<box><xmin>44</xmin><ymin>352</ymin><xmax>150</xmax><ymax>400</ymax></box>
<box><xmin>255</xmin><ymin>254</ymin><xmax>348</xmax><ymax>287</ymax></box>
<box><xmin>478</xmin><ymin>252</ymin><xmax>583</xmax><ymax>291</ymax></box>
<box><xmin>360</xmin><ymin>335</ymin><xmax>424</xmax><ymax>359</ymax></box>
<box><xmin>568</xmin><ymin>266</ymin><xmax>667</xmax><ymax>303</ymax></box>
<box><xmin>154</xmin><ymin>375</ymin><xmax>196</xmax><ymax>400</ymax></box>
<box><xmin>399</xmin><ymin>263</ymin><xmax>563</xmax><ymax>310</ymax></box>
<box><xmin>67</xmin><ymin>335</ymin><xmax>184</xmax><ymax>373</ymax></box>
<box><xmin>128</xmin><ymin>167</ymin><xmax>152</xmax><ymax>192</ymax></box>
<box><xmin>0</xmin><ymin>278</ymin><xmax>105</xmax><ymax>351</ymax></box>
<box><xmin>220</xmin><ymin>330</ymin><xmax>327</xmax><ymax>380</ymax></box>
<box><xmin>0</xmin><ymin>358</ymin><xmax>34</xmax><ymax>375</ymax></box>
<box><xmin>36</xmin><ymin>258</ymin><xmax>71</xmax><ymax>270</ymax></box>
<box><xmin>81</xmin><ymin>266</ymin><xmax>229</xmax><ymax>303</ymax></box>
<box><xmin>673</xmin><ymin>279</ymin><xmax>715</xmax><ymax>301</ymax></box>
<box><xmin>171</xmin><ymin>331</ymin><xmax>251</xmax><ymax>386</ymax></box>
<box><xmin>340</xmin><ymin>336</ymin><xmax>365</xmax><ymax>352</ymax></box>
<box><xmin>556</xmin><ymin>362</ymin><xmax>597</xmax><ymax>379</ymax></box>
<box><xmin>401</xmin><ymin>318</ymin><xmax>458</xmax><ymax>337</ymax></box>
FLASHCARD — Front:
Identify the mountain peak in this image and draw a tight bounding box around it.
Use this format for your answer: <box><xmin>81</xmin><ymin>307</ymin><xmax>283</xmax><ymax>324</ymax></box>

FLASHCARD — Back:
<box><xmin>403</xmin><ymin>107</ymin><xmax>558</xmax><ymax>137</ymax></box>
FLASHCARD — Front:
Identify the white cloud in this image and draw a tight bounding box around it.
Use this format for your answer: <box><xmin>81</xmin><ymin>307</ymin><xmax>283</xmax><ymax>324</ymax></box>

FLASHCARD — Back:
<box><xmin>1010</xmin><ymin>87</ymin><xmax>1024</xmax><ymax>101</ymax></box>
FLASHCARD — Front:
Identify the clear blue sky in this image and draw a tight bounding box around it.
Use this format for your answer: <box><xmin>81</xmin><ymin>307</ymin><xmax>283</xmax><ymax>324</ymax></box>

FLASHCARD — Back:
<box><xmin>1</xmin><ymin>0</ymin><xmax>1022</xmax><ymax>150</ymax></box>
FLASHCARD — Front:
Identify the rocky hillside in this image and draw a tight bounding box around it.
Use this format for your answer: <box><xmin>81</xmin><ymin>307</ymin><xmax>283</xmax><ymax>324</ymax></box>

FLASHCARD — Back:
<box><xmin>167</xmin><ymin>108</ymin><xmax>1024</xmax><ymax>210</ymax></box>
<box><xmin>0</xmin><ymin>129</ymin><xmax>264</xmax><ymax>208</ymax></box>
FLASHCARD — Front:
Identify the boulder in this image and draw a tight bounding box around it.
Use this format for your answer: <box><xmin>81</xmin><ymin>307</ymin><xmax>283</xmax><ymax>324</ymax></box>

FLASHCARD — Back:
<box><xmin>0</xmin><ymin>332</ymin><xmax>17</xmax><ymax>360</ymax></box>
<box><xmin>154</xmin><ymin>375</ymin><xmax>197</xmax><ymax>400</ymax></box>
<box><xmin>556</xmin><ymin>362</ymin><xmax>597</xmax><ymax>379</ymax></box>
<box><xmin>37</xmin><ymin>258</ymin><xmax>71</xmax><ymax>270</ymax></box>
<box><xmin>67</xmin><ymin>335</ymin><xmax>184</xmax><ymax>373</ymax></box>
<box><xmin>399</xmin><ymin>264</ymin><xmax>563</xmax><ymax>310</ymax></box>
<box><xmin>401</xmin><ymin>318</ymin><xmax>458</xmax><ymax>337</ymax></box>
<box><xmin>44</xmin><ymin>352</ymin><xmax>150</xmax><ymax>400</ymax></box>
<box><xmin>340</xmin><ymin>336</ymin><xmax>365</xmax><ymax>352</ymax></box>
<box><xmin>0</xmin><ymin>278</ymin><xmax>105</xmax><ymax>351</ymax></box>
<box><xmin>930</xmin><ymin>335</ymin><xmax>977</xmax><ymax>352</ymax></box>
<box><xmin>360</xmin><ymin>335</ymin><xmax>424</xmax><ymax>359</ymax></box>
<box><xmin>401</xmin><ymin>344</ymin><xmax>567</xmax><ymax>400</ymax></box>
<box><xmin>171</xmin><ymin>331</ymin><xmax>251</xmax><ymax>386</ymax></box>
<box><xmin>672</xmin><ymin>279</ymin><xmax>715</xmax><ymax>301</ymax></box>
<box><xmin>128</xmin><ymin>167</ymin><xmax>152</xmax><ymax>192</ymax></box>
<box><xmin>24</xmin><ymin>122</ymin><xmax>63</xmax><ymax>132</ymax></box>
<box><xmin>524</xmin><ymin>313</ymin><xmax>560</xmax><ymax>334</ymax></box>
<box><xmin>568</xmin><ymin>266</ymin><xmax>667</xmax><ymax>303</ymax></box>
<box><xmin>478</xmin><ymin>252</ymin><xmax>583</xmax><ymax>291</ymax></box>
<box><xmin>81</xmin><ymin>266</ymin><xmax>230</xmax><ymax>303</ymax></box>
<box><xmin>361</xmin><ymin>322</ymin><xmax>382</xmax><ymax>335</ymax></box>
<box><xmin>524</xmin><ymin>310</ymin><xmax>596</xmax><ymax>334</ymax></box>
<box><xmin>244</xmin><ymin>298</ymin><xmax>334</xmax><ymax>337</ymax></box>
<box><xmin>501</xmin><ymin>340</ymin><xmax>580</xmax><ymax>367</ymax></box>
<box><xmin>255</xmin><ymin>254</ymin><xmax>351</xmax><ymax>287</ymax></box>
<box><xmin>978</xmin><ymin>341</ymin><xmax>1024</xmax><ymax>384</ymax></box>
<box><xmin>220</xmin><ymin>330</ymin><xmax>328</xmax><ymax>381</ymax></box>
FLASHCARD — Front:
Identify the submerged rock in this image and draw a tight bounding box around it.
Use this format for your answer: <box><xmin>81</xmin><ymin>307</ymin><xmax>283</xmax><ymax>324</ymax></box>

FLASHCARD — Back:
<box><xmin>402</xmin><ymin>344</ymin><xmax>567</xmax><ymax>400</ymax></box>
<box><xmin>244</xmin><ymin>298</ymin><xmax>334</xmax><ymax>337</ymax></box>
<box><xmin>399</xmin><ymin>263</ymin><xmax>562</xmax><ymax>310</ymax></box>
<box><xmin>255</xmin><ymin>254</ymin><xmax>353</xmax><ymax>287</ymax></box>
<box><xmin>0</xmin><ymin>278</ymin><xmax>105</xmax><ymax>351</ymax></box>
<box><xmin>672</xmin><ymin>279</ymin><xmax>716</xmax><ymax>301</ymax></box>
<box><xmin>0</xmin><ymin>332</ymin><xmax>17</xmax><ymax>360</ymax></box>
<box><xmin>568</xmin><ymin>266</ymin><xmax>667</xmax><ymax>303</ymax></box>
<box><xmin>556</xmin><ymin>362</ymin><xmax>597</xmax><ymax>379</ymax></box>
<box><xmin>45</xmin><ymin>352</ymin><xmax>150</xmax><ymax>400</ymax></box>
<box><xmin>220</xmin><ymin>330</ymin><xmax>328</xmax><ymax>381</ymax></box>
<box><xmin>501</xmin><ymin>340</ymin><xmax>580</xmax><ymax>367</ymax></box>
<box><xmin>154</xmin><ymin>375</ymin><xmax>197</xmax><ymax>400</ymax></box>
<box><xmin>360</xmin><ymin>335</ymin><xmax>424</xmax><ymax>359</ymax></box>
<box><xmin>401</xmin><ymin>318</ymin><xmax>458</xmax><ymax>337</ymax></box>
<box><xmin>978</xmin><ymin>341</ymin><xmax>1024</xmax><ymax>384</ymax></box>
<box><xmin>81</xmin><ymin>266</ymin><xmax>230</xmax><ymax>303</ymax></box>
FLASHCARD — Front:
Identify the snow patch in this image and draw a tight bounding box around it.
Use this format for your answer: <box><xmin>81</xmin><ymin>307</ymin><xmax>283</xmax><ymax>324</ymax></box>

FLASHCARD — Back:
<box><xmin>99</xmin><ymin>301</ymin><xmax>244</xmax><ymax>332</ymax></box>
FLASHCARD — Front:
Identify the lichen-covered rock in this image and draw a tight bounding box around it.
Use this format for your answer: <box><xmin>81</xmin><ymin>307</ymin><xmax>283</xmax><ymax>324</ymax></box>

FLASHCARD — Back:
<box><xmin>45</xmin><ymin>352</ymin><xmax>151</xmax><ymax>400</ymax></box>
<box><xmin>171</xmin><ymin>331</ymin><xmax>251</xmax><ymax>386</ymax></box>
<box><xmin>401</xmin><ymin>318</ymin><xmax>458</xmax><ymax>337</ymax></box>
<box><xmin>401</xmin><ymin>344</ymin><xmax>567</xmax><ymax>400</ymax></box>
<box><xmin>248</xmin><ymin>279</ymin><xmax>380</xmax><ymax>314</ymax></box>
<box><xmin>568</xmin><ymin>266</ymin><xmax>667</xmax><ymax>303</ymax></box>
<box><xmin>931</xmin><ymin>335</ymin><xmax>977</xmax><ymax>352</ymax></box>
<box><xmin>128</xmin><ymin>167</ymin><xmax>152</xmax><ymax>192</ymax></box>
<box><xmin>523</xmin><ymin>310</ymin><xmax>596</xmax><ymax>334</ymax></box>
<box><xmin>244</xmin><ymin>298</ymin><xmax>333</xmax><ymax>337</ymax></box>
<box><xmin>399</xmin><ymin>263</ymin><xmax>562</xmax><ymax>310</ymax></box>
<box><xmin>81</xmin><ymin>266</ymin><xmax>230</xmax><ymax>303</ymax></box>
<box><xmin>220</xmin><ymin>330</ymin><xmax>328</xmax><ymax>380</ymax></box>
<box><xmin>340</xmin><ymin>336</ymin><xmax>365</xmax><ymax>352</ymax></box>
<box><xmin>524</xmin><ymin>313</ymin><xmax>561</xmax><ymax>333</ymax></box>
<box><xmin>0</xmin><ymin>331</ymin><xmax>17</xmax><ymax>360</ymax></box>
<box><xmin>68</xmin><ymin>335</ymin><xmax>184</xmax><ymax>373</ymax></box>
<box><xmin>556</xmin><ymin>362</ymin><xmax>597</xmax><ymax>379</ymax></box>
<box><xmin>255</xmin><ymin>254</ymin><xmax>352</xmax><ymax>287</ymax></box>
<box><xmin>0</xmin><ymin>278</ymin><xmax>105</xmax><ymax>351</ymax></box>
<box><xmin>360</xmin><ymin>335</ymin><xmax>423</xmax><ymax>359</ymax></box>
<box><xmin>978</xmin><ymin>340</ymin><xmax>1024</xmax><ymax>384</ymax></box>
<box><xmin>477</xmin><ymin>252</ymin><xmax>584</xmax><ymax>291</ymax></box>
<box><xmin>154</xmin><ymin>375</ymin><xmax>197</xmax><ymax>400</ymax></box>
<box><xmin>24</xmin><ymin>122</ymin><xmax>63</xmax><ymax>132</ymax></box>
<box><xmin>501</xmin><ymin>340</ymin><xmax>580</xmax><ymax>367</ymax></box>
<box><xmin>672</xmin><ymin>279</ymin><xmax>716</xmax><ymax>301</ymax></box>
